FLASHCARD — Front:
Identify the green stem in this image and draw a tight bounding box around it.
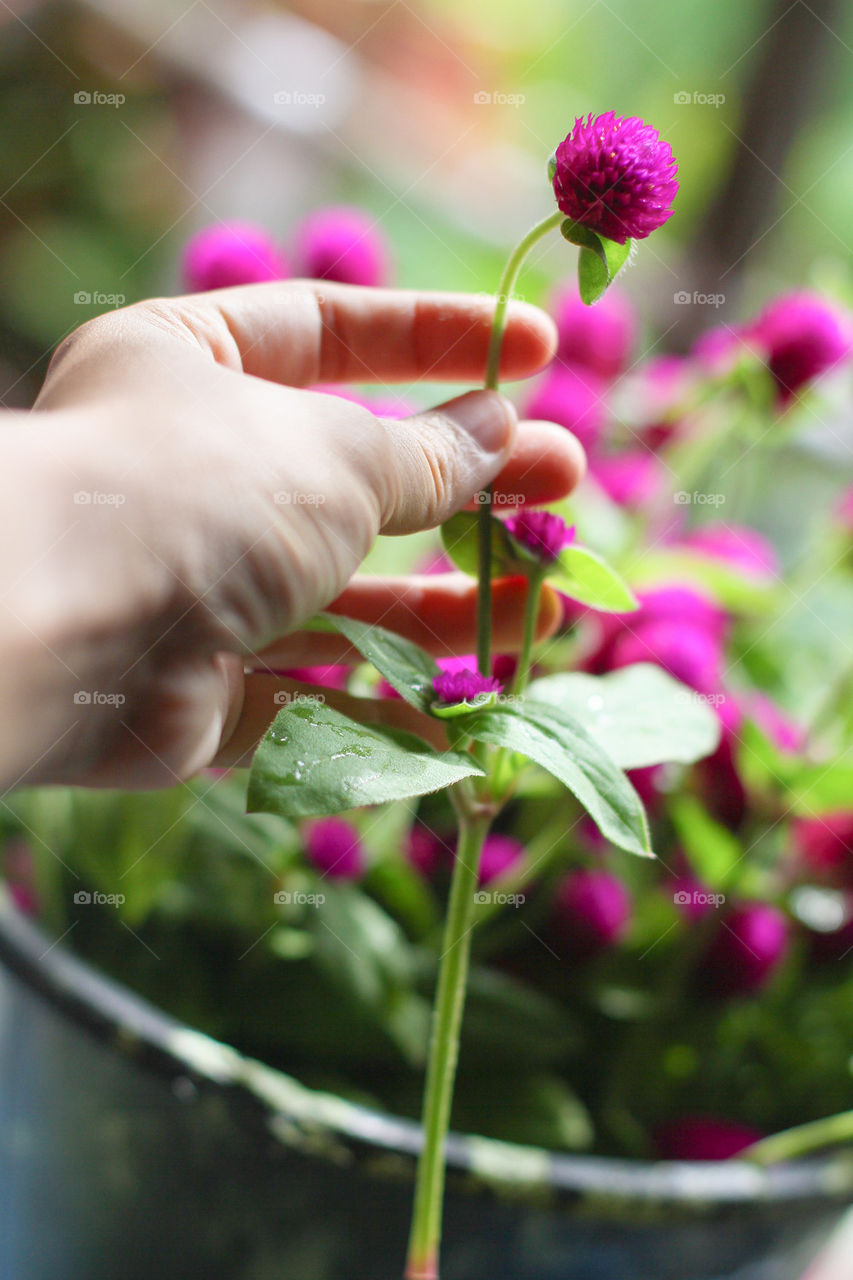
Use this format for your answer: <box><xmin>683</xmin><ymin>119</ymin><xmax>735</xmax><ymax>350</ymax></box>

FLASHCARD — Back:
<box><xmin>475</xmin><ymin>209</ymin><xmax>563</xmax><ymax>679</ymax></box>
<box><xmin>405</xmin><ymin>790</ymin><xmax>493</xmax><ymax>1280</ymax></box>
<box><xmin>743</xmin><ymin>1109</ymin><xmax>853</xmax><ymax>1167</ymax></box>
<box><xmin>510</xmin><ymin>571</ymin><xmax>545</xmax><ymax>698</ymax></box>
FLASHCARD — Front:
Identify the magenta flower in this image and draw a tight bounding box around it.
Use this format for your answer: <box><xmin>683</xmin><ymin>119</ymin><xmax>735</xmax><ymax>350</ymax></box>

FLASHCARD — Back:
<box><xmin>293</xmin><ymin>206</ymin><xmax>389</xmax><ymax>287</ymax></box>
<box><xmin>550</xmin><ymin>284</ymin><xmax>636</xmax><ymax>379</ymax></box>
<box><xmin>304</xmin><ymin>817</ymin><xmax>364</xmax><ymax>880</ymax></box>
<box><xmin>609</xmin><ymin>620</ymin><xmax>723</xmax><ymax>693</ymax></box>
<box><xmin>276</xmin><ymin>664</ymin><xmax>349</xmax><ymax>691</ymax></box>
<box><xmin>654</xmin><ymin>1115</ymin><xmax>764</xmax><ymax>1161</ymax></box>
<box><xmin>406</xmin><ymin>823</ymin><xmax>451</xmax><ymax>878</ymax></box>
<box><xmin>432</xmin><ymin>667</ymin><xmax>502</xmax><ymax>707</ymax></box>
<box><xmin>551</xmin><ymin>112</ymin><xmax>678</xmax><ymax>245</ymax></box>
<box><xmin>748</xmin><ymin>292</ymin><xmax>853</xmax><ymax>402</ymax></box>
<box><xmin>551</xmin><ymin>869</ymin><xmax>632</xmax><ymax>957</ymax></box>
<box><xmin>792</xmin><ymin>812</ymin><xmax>853</xmax><ymax>888</ymax></box>
<box><xmin>505</xmin><ymin>510</ymin><xmax>576</xmax><ymax>563</ymax></box>
<box><xmin>525</xmin><ymin>364</ymin><xmax>606</xmax><ymax>450</ymax></box>
<box><xmin>478</xmin><ymin>834</ymin><xmax>525</xmax><ymax>886</ymax></box>
<box><xmin>692</xmin><ymin>325</ymin><xmax>743</xmax><ymax>376</ymax></box>
<box><xmin>700</xmin><ymin>903</ymin><xmax>789</xmax><ymax>996</ymax></box>
<box><xmin>590</xmin><ymin>451</ymin><xmax>663</xmax><ymax>508</ymax></box>
<box><xmin>182</xmin><ymin>222</ymin><xmax>288</xmax><ymax>291</ymax></box>
<box><xmin>677</xmin><ymin>524</ymin><xmax>779</xmax><ymax>581</ymax></box>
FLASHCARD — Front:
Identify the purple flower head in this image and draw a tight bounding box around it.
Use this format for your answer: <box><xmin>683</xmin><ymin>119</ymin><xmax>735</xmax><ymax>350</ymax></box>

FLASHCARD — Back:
<box><xmin>793</xmin><ymin>812</ymin><xmax>853</xmax><ymax>888</ymax></box>
<box><xmin>678</xmin><ymin>524</ymin><xmax>779</xmax><ymax>581</ymax></box>
<box><xmin>182</xmin><ymin>222</ymin><xmax>288</xmax><ymax>291</ymax></box>
<box><xmin>700</xmin><ymin>903</ymin><xmax>789</xmax><ymax>997</ymax></box>
<box><xmin>550</xmin><ymin>284</ymin><xmax>636</xmax><ymax>379</ymax></box>
<box><xmin>551</xmin><ymin>112</ymin><xmax>678</xmax><ymax>245</ymax></box>
<box><xmin>478</xmin><ymin>834</ymin><xmax>525</xmax><ymax>886</ymax></box>
<box><xmin>654</xmin><ymin>1115</ymin><xmax>764</xmax><ymax>1161</ymax></box>
<box><xmin>525</xmin><ymin>363</ymin><xmax>606</xmax><ymax>451</ymax></box>
<box><xmin>551</xmin><ymin>869</ymin><xmax>632</xmax><ymax>958</ymax></box>
<box><xmin>505</xmin><ymin>510</ymin><xmax>576</xmax><ymax>563</ymax></box>
<box><xmin>406</xmin><ymin>823</ymin><xmax>451</xmax><ymax>878</ymax></box>
<box><xmin>432</xmin><ymin>667</ymin><xmax>502</xmax><ymax>708</ymax></box>
<box><xmin>590</xmin><ymin>451</ymin><xmax>663</xmax><ymax>508</ymax></box>
<box><xmin>304</xmin><ymin>817</ymin><xmax>364</xmax><ymax>880</ymax></box>
<box><xmin>692</xmin><ymin>325</ymin><xmax>744</xmax><ymax>376</ymax></box>
<box><xmin>749</xmin><ymin>292</ymin><xmax>853</xmax><ymax>402</ymax></box>
<box><xmin>609</xmin><ymin>619</ymin><xmax>723</xmax><ymax>693</ymax></box>
<box><xmin>293</xmin><ymin>206</ymin><xmax>389</xmax><ymax>287</ymax></box>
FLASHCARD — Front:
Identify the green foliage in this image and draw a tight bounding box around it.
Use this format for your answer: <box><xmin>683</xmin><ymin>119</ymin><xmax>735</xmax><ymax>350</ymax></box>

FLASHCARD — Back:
<box><xmin>247</xmin><ymin>701</ymin><xmax>484</xmax><ymax>819</ymax></box>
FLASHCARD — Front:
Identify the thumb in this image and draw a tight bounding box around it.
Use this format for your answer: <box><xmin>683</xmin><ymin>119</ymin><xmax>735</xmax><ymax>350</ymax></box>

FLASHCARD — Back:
<box><xmin>377</xmin><ymin>389</ymin><xmax>517</xmax><ymax>535</ymax></box>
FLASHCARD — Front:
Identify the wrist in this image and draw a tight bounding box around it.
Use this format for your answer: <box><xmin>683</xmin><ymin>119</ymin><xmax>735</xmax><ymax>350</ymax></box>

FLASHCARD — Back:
<box><xmin>0</xmin><ymin>407</ymin><xmax>176</xmax><ymax>785</ymax></box>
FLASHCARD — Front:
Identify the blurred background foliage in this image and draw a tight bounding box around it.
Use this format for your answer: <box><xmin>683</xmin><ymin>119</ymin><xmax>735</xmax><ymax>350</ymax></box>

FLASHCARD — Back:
<box><xmin>3</xmin><ymin>0</ymin><xmax>853</xmax><ymax>403</ymax></box>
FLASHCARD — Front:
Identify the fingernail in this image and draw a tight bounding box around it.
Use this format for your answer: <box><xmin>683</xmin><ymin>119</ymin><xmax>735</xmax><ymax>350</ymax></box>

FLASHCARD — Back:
<box><xmin>442</xmin><ymin>390</ymin><xmax>517</xmax><ymax>453</ymax></box>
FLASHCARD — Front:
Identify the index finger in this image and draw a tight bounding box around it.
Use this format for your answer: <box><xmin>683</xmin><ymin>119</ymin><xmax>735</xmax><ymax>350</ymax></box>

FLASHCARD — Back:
<box><xmin>183</xmin><ymin>281</ymin><xmax>558</xmax><ymax>386</ymax></box>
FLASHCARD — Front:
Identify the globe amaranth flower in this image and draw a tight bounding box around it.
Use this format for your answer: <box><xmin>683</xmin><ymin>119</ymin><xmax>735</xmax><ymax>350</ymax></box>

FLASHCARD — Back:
<box><xmin>748</xmin><ymin>292</ymin><xmax>853</xmax><ymax>402</ymax></box>
<box><xmin>293</xmin><ymin>206</ymin><xmax>389</xmax><ymax>287</ymax></box>
<box><xmin>551</xmin><ymin>869</ymin><xmax>632</xmax><ymax>958</ymax></box>
<box><xmin>477</xmin><ymin>834</ymin><xmax>525</xmax><ymax>886</ymax></box>
<box><xmin>654</xmin><ymin>1116</ymin><xmax>764</xmax><ymax>1161</ymax></box>
<box><xmin>524</xmin><ymin>364</ymin><xmax>607</xmax><ymax>451</ymax></box>
<box><xmin>505</xmin><ymin>510</ymin><xmax>576</xmax><ymax>562</ymax></box>
<box><xmin>699</xmin><ymin>903</ymin><xmax>789</xmax><ymax>997</ymax></box>
<box><xmin>552</xmin><ymin>112</ymin><xmax>678</xmax><ymax>245</ymax></box>
<box><xmin>550</xmin><ymin>284</ymin><xmax>636</xmax><ymax>379</ymax></box>
<box><xmin>792</xmin><ymin>812</ymin><xmax>853</xmax><ymax>888</ymax></box>
<box><xmin>432</xmin><ymin>667</ymin><xmax>502</xmax><ymax>708</ymax></box>
<box><xmin>304</xmin><ymin>817</ymin><xmax>364</xmax><ymax>880</ymax></box>
<box><xmin>182</xmin><ymin>222</ymin><xmax>288</xmax><ymax>291</ymax></box>
<box><xmin>590</xmin><ymin>451</ymin><xmax>663</xmax><ymax>509</ymax></box>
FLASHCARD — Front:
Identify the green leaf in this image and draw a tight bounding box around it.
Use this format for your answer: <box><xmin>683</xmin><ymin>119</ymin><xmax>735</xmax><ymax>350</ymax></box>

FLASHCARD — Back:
<box><xmin>560</xmin><ymin>220</ymin><xmax>631</xmax><ymax>305</ymax></box>
<box><xmin>527</xmin><ymin>665</ymin><xmax>721</xmax><ymax>769</ymax></box>
<box><xmin>669</xmin><ymin>793</ymin><xmax>742</xmax><ymax>891</ymax></box>
<box><xmin>461</xmin><ymin>700</ymin><xmax>653</xmax><ymax>857</ymax></box>
<box><xmin>440</xmin><ymin>510</ymin><xmax>531</xmax><ymax>578</ymax></box>
<box><xmin>319</xmin><ymin>612</ymin><xmax>438</xmax><ymax>712</ymax></box>
<box><xmin>247</xmin><ymin>700</ymin><xmax>483</xmax><ymax>819</ymax></box>
<box><xmin>549</xmin><ymin>544</ymin><xmax>638</xmax><ymax>612</ymax></box>
<box><xmin>547</xmin><ymin>152</ymin><xmax>557</xmax><ymax>184</ymax></box>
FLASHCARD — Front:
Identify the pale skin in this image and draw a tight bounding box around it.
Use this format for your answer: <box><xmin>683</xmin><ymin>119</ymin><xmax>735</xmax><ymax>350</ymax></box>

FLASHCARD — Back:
<box><xmin>0</xmin><ymin>282</ymin><xmax>585</xmax><ymax>791</ymax></box>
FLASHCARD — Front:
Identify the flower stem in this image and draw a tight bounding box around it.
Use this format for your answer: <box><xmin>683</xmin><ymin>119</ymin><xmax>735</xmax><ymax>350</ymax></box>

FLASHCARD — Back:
<box><xmin>742</xmin><ymin>1109</ymin><xmax>853</xmax><ymax>1167</ymax></box>
<box><xmin>405</xmin><ymin>789</ymin><xmax>493</xmax><ymax>1280</ymax></box>
<box><xmin>511</xmin><ymin>570</ymin><xmax>545</xmax><ymax>698</ymax></box>
<box><xmin>476</xmin><ymin>209</ymin><xmax>563</xmax><ymax>679</ymax></box>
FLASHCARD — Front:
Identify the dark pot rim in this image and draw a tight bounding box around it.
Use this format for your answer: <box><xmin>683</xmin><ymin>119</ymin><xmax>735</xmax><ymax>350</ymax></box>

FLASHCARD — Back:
<box><xmin>2</xmin><ymin>891</ymin><xmax>851</xmax><ymax>1216</ymax></box>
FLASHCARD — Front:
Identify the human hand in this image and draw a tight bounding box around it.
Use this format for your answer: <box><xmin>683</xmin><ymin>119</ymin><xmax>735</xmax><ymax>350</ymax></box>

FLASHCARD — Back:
<box><xmin>5</xmin><ymin>282</ymin><xmax>584</xmax><ymax>788</ymax></box>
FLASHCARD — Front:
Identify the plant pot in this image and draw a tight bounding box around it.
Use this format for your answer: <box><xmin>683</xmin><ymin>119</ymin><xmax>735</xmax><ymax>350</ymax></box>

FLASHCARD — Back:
<box><xmin>0</xmin><ymin>894</ymin><xmax>850</xmax><ymax>1280</ymax></box>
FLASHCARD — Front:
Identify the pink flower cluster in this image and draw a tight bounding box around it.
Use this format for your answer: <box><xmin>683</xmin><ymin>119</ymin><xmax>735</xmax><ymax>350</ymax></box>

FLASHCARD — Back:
<box><xmin>182</xmin><ymin>206</ymin><xmax>390</xmax><ymax>292</ymax></box>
